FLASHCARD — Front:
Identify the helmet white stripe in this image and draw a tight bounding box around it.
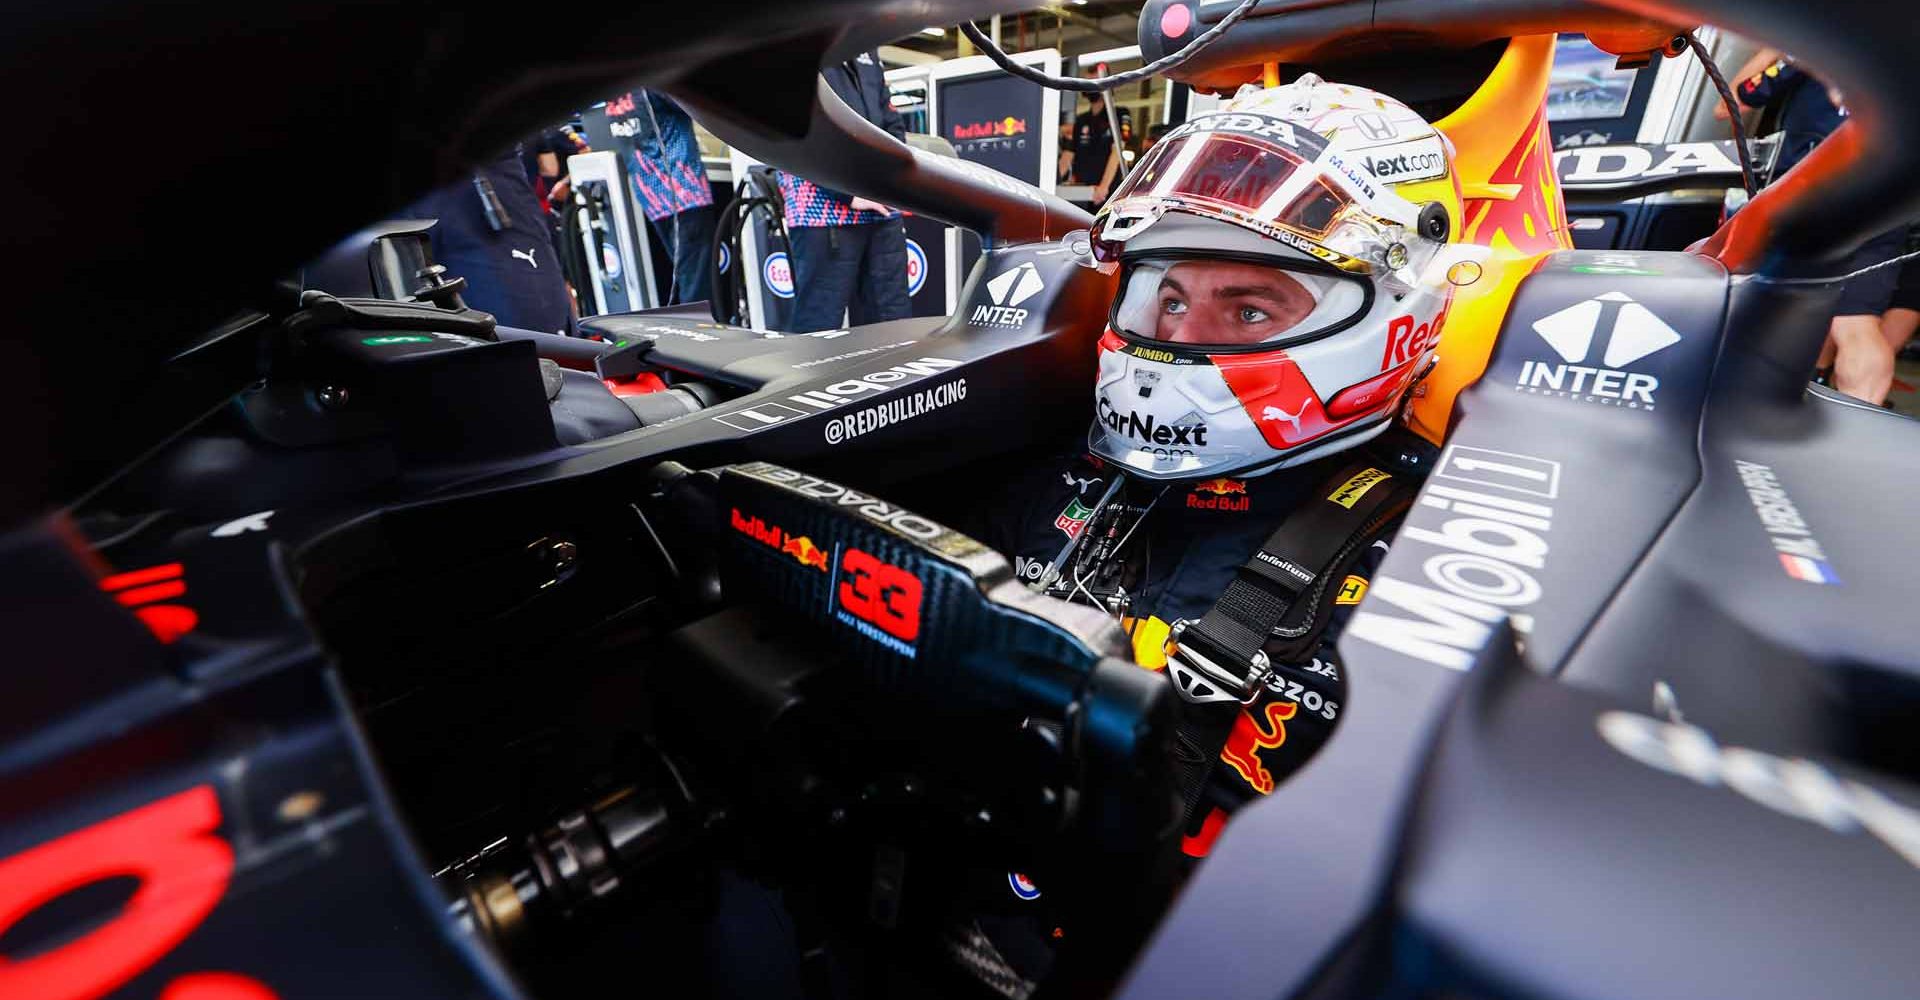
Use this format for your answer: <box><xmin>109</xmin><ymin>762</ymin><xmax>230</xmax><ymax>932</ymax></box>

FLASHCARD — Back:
<box><xmin>1251</xmin><ymin>163</ymin><xmax>1321</xmax><ymax>223</ymax></box>
<box><xmin>1151</xmin><ymin>132</ymin><xmax>1212</xmax><ymax>198</ymax></box>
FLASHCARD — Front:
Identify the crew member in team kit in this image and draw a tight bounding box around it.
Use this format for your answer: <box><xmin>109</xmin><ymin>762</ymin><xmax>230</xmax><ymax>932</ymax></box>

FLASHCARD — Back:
<box><xmin>404</xmin><ymin>150</ymin><xmax>575</xmax><ymax>335</ymax></box>
<box><xmin>778</xmin><ymin>49</ymin><xmax>913</xmax><ymax>333</ymax></box>
<box><xmin>607</xmin><ymin>89</ymin><xmax>719</xmax><ymax>307</ymax></box>
<box><xmin>1726</xmin><ymin>51</ymin><xmax>1903</xmax><ymax>404</ymax></box>
<box><xmin>1060</xmin><ymin>90</ymin><xmax>1132</xmax><ymax>206</ymax></box>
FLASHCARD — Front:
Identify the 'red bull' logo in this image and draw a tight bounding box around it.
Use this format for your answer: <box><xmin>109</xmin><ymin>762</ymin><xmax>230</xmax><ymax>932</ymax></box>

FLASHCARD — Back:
<box><xmin>836</xmin><ymin>547</ymin><xmax>923</xmax><ymax>656</ymax></box>
<box><xmin>1191</xmin><ymin>478</ymin><xmax>1246</xmax><ymax>496</ymax></box>
<box><xmin>731</xmin><ymin>508</ymin><xmax>829</xmax><ymax>573</ymax></box>
<box><xmin>730</xmin><ymin>507</ymin><xmax>782</xmax><ymax>548</ymax></box>
<box><xmin>1382</xmin><ymin>313</ymin><xmax>1439</xmax><ymax>369</ymax></box>
<box><xmin>782</xmin><ymin>534</ymin><xmax>829</xmax><ymax>572</ymax></box>
<box><xmin>952</xmin><ymin>116</ymin><xmax>1029</xmax><ymax>140</ymax></box>
<box><xmin>1186</xmin><ymin>477</ymin><xmax>1249</xmax><ymax>511</ymax></box>
<box><xmin>1221</xmin><ymin>700</ymin><xmax>1297</xmax><ymax>795</ymax></box>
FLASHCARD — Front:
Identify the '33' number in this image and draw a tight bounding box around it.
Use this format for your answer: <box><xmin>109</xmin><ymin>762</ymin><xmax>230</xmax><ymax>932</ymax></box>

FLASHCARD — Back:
<box><xmin>838</xmin><ymin>548</ymin><xmax>923</xmax><ymax>642</ymax></box>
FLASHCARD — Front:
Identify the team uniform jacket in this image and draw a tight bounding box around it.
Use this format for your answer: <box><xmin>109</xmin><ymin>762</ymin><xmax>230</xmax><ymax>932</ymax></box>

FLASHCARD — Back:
<box><xmin>778</xmin><ymin>50</ymin><xmax>908</xmax><ymax>229</ymax></box>
<box><xmin>1737</xmin><ymin>60</ymin><xmax>1846</xmax><ymax>179</ymax></box>
<box><xmin>971</xmin><ymin>448</ymin><xmax>1399</xmax><ymax>850</ymax></box>
<box><xmin>606</xmin><ymin>90</ymin><xmax>714</xmax><ymax>222</ymax></box>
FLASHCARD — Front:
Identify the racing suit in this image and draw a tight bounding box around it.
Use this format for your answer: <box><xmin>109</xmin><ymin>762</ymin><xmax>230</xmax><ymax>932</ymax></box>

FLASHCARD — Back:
<box><xmin>971</xmin><ymin>445</ymin><xmax>1405</xmax><ymax>849</ymax></box>
<box><xmin>939</xmin><ymin>443</ymin><xmax>1407</xmax><ymax>996</ymax></box>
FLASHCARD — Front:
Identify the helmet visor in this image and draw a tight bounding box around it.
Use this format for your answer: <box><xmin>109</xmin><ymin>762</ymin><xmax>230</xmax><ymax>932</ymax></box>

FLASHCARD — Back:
<box><xmin>1095</xmin><ymin>125</ymin><xmax>1356</xmax><ymax>246</ymax></box>
<box><xmin>1110</xmin><ymin>257</ymin><xmax>1370</xmax><ymax>349</ymax></box>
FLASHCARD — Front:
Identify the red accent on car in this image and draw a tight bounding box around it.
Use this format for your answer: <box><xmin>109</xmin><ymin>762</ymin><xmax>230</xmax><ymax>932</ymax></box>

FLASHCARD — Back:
<box><xmin>133</xmin><ymin>605</ymin><xmax>200</xmax><ymax>645</ymax></box>
<box><xmin>112</xmin><ymin>581</ymin><xmax>187</xmax><ymax>607</ymax></box>
<box><xmin>603</xmin><ymin>372</ymin><xmax>669</xmax><ymax>396</ymax></box>
<box><xmin>159</xmin><ymin>972</ymin><xmax>281</xmax><ymax>1000</ymax></box>
<box><xmin>99</xmin><ymin>563</ymin><xmax>185</xmax><ymax>592</ymax></box>
<box><xmin>0</xmin><ymin>786</ymin><xmax>233</xmax><ymax>1000</ymax></box>
<box><xmin>99</xmin><ymin>563</ymin><xmax>198</xmax><ymax>644</ymax></box>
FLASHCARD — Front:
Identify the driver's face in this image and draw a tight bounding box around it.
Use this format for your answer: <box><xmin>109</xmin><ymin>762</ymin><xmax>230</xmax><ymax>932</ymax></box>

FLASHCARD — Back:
<box><xmin>1153</xmin><ymin>261</ymin><xmax>1317</xmax><ymax>345</ymax></box>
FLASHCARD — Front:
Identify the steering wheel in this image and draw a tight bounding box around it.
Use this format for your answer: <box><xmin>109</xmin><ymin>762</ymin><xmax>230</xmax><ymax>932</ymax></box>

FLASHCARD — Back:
<box><xmin>641</xmin><ymin>459</ymin><xmax>1190</xmax><ymax>989</ymax></box>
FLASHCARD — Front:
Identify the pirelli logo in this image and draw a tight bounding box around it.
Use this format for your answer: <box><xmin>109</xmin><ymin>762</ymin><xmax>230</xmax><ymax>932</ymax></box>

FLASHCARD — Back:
<box><xmin>1328</xmin><ymin>468</ymin><xmax>1391</xmax><ymax>509</ymax></box>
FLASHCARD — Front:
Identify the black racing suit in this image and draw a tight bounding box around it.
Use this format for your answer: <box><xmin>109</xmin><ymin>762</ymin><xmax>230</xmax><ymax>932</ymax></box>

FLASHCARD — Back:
<box><xmin>969</xmin><ymin>443</ymin><xmax>1411</xmax><ymax>851</ymax></box>
<box><xmin>939</xmin><ymin>441</ymin><xmax>1413</xmax><ymax>994</ymax></box>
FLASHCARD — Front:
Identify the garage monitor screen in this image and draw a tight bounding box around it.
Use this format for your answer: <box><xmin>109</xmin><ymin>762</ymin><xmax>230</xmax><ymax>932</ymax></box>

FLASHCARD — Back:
<box><xmin>1547</xmin><ymin>35</ymin><xmax>1641</xmax><ymax>122</ymax></box>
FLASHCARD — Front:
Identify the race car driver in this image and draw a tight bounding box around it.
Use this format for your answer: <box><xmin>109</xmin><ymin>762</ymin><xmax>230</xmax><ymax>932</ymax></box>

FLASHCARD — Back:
<box><xmin>974</xmin><ymin>75</ymin><xmax>1466</xmax><ymax>847</ymax></box>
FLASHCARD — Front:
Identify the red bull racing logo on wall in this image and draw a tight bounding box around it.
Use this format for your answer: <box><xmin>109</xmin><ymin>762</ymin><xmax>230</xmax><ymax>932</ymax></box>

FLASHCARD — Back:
<box><xmin>951</xmin><ymin>117</ymin><xmax>1029</xmax><ymax>140</ymax></box>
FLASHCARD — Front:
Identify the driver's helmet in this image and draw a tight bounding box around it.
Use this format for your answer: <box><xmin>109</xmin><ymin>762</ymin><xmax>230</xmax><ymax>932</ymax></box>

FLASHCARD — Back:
<box><xmin>1087</xmin><ymin>74</ymin><xmax>1461</xmax><ymax>480</ymax></box>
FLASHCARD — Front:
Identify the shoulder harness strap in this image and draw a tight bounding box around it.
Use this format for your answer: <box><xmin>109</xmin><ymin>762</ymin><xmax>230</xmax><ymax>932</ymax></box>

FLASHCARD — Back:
<box><xmin>1178</xmin><ymin>460</ymin><xmax>1416</xmax><ymax>692</ymax></box>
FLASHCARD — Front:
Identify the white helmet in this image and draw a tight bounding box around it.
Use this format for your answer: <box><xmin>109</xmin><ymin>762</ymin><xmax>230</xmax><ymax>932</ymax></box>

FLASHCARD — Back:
<box><xmin>1087</xmin><ymin>74</ymin><xmax>1461</xmax><ymax>480</ymax></box>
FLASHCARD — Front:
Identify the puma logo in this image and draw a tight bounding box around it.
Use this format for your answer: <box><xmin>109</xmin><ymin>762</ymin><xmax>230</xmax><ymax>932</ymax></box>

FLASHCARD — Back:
<box><xmin>1261</xmin><ymin>402</ymin><xmax>1306</xmax><ymax>436</ymax></box>
<box><xmin>512</xmin><ymin>247</ymin><xmax>538</xmax><ymax>268</ymax></box>
<box><xmin>1062</xmin><ymin>472</ymin><xmax>1103</xmax><ymax>493</ymax></box>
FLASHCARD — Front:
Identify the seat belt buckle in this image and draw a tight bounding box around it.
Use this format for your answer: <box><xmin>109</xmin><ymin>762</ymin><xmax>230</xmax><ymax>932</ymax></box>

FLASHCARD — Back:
<box><xmin>1164</xmin><ymin>619</ymin><xmax>1271</xmax><ymax>706</ymax></box>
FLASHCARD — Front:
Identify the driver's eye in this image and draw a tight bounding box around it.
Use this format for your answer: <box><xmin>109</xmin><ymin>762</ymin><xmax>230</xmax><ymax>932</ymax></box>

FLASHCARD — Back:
<box><xmin>1239</xmin><ymin>306</ymin><xmax>1271</xmax><ymax>324</ymax></box>
<box><xmin>1162</xmin><ymin>297</ymin><xmax>1188</xmax><ymax>315</ymax></box>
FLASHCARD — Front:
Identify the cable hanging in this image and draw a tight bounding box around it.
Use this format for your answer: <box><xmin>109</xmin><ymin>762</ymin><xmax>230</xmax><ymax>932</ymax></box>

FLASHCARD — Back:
<box><xmin>1682</xmin><ymin>30</ymin><xmax>1757</xmax><ymax>197</ymax></box>
<box><xmin>956</xmin><ymin>0</ymin><xmax>1262</xmax><ymax>93</ymax></box>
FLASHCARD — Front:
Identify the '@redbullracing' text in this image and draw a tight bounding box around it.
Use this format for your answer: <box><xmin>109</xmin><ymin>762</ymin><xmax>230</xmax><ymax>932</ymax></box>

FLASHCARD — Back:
<box><xmin>823</xmin><ymin>379</ymin><xmax>966</xmax><ymax>445</ymax></box>
<box><xmin>713</xmin><ymin>357</ymin><xmax>962</xmax><ymax>432</ymax></box>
